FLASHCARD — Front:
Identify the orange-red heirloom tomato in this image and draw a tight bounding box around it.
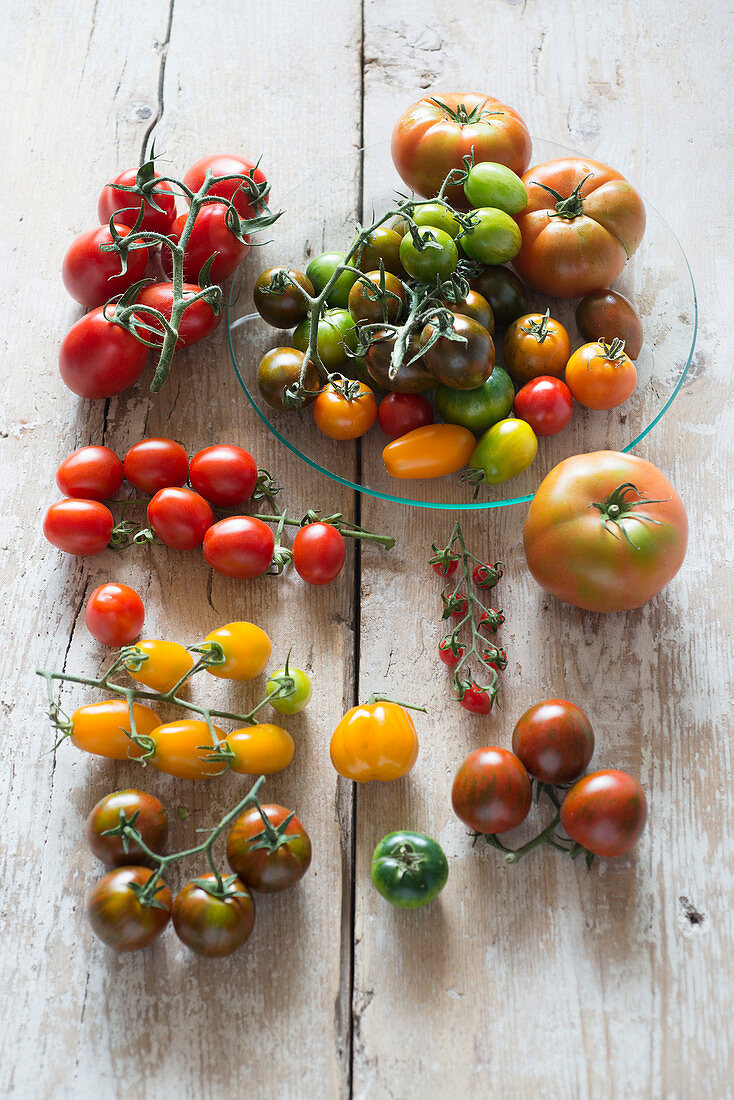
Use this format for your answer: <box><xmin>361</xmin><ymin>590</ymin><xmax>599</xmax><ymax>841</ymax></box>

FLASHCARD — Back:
<box><xmin>313</xmin><ymin>382</ymin><xmax>378</xmax><ymax>440</ymax></box>
<box><xmin>565</xmin><ymin>339</ymin><xmax>637</xmax><ymax>410</ymax></box>
<box><xmin>391</xmin><ymin>93</ymin><xmax>532</xmax><ymax>206</ymax></box>
<box><xmin>330</xmin><ymin>701</ymin><xmax>419</xmax><ymax>782</ymax></box>
<box><xmin>382</xmin><ymin>423</ymin><xmax>476</xmax><ymax>479</ymax></box>
<box><xmin>514</xmin><ymin>157</ymin><xmax>646</xmax><ymax>298</ymax></box>
<box><xmin>560</xmin><ymin>770</ymin><xmax>647</xmax><ymax>857</ymax></box>
<box><xmin>503</xmin><ymin>311</ymin><xmax>571</xmax><ymax>384</ymax></box>
<box><xmin>523</xmin><ymin>451</ymin><xmax>688</xmax><ymax>613</ymax></box>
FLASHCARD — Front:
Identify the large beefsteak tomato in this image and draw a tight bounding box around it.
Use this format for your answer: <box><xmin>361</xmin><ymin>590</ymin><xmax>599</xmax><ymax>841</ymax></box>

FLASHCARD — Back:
<box><xmin>514</xmin><ymin>158</ymin><xmax>645</xmax><ymax>298</ymax></box>
<box><xmin>523</xmin><ymin>452</ymin><xmax>687</xmax><ymax>613</ymax></box>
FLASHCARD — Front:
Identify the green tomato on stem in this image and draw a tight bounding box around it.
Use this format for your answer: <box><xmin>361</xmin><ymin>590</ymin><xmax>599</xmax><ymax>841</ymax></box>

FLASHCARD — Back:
<box><xmin>293</xmin><ymin>307</ymin><xmax>358</xmax><ymax>370</ymax></box>
<box><xmin>306</xmin><ymin>251</ymin><xmax>358</xmax><ymax>309</ymax></box>
<box><xmin>399</xmin><ymin>226</ymin><xmax>459</xmax><ymax>282</ymax></box>
<box><xmin>464</xmin><ymin>163</ymin><xmax>528</xmax><ymax>215</ymax></box>
<box><xmin>371</xmin><ymin>831</ymin><xmax>449</xmax><ymax>909</ymax></box>
<box><xmin>435</xmin><ymin>366</ymin><xmax>515</xmax><ymax>435</ymax></box>
<box><xmin>267</xmin><ymin>665</ymin><xmax>313</xmax><ymax>715</ymax></box>
<box><xmin>460</xmin><ymin>208</ymin><xmax>522</xmax><ymax>265</ymax></box>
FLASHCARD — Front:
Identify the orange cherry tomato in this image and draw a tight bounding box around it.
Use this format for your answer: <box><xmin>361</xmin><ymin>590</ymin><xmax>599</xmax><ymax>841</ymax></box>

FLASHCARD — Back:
<box><xmin>382</xmin><ymin>423</ymin><xmax>476</xmax><ymax>479</ymax></box>
<box><xmin>330</xmin><ymin>700</ymin><xmax>419</xmax><ymax>782</ymax></box>
<box><xmin>70</xmin><ymin>700</ymin><xmax>159</xmax><ymax>760</ymax></box>
<box><xmin>144</xmin><ymin>720</ymin><xmax>226</xmax><ymax>780</ymax></box>
<box><xmin>312</xmin><ymin>381</ymin><xmax>378</xmax><ymax>440</ymax></box>
<box><xmin>223</xmin><ymin>725</ymin><xmax>295</xmax><ymax>775</ymax></box>
<box><xmin>565</xmin><ymin>338</ymin><xmax>637</xmax><ymax>410</ymax></box>
<box><xmin>203</xmin><ymin>622</ymin><xmax>271</xmax><ymax>681</ymax></box>
<box><xmin>123</xmin><ymin>639</ymin><xmax>195</xmax><ymax>694</ymax></box>
<box><xmin>502</xmin><ymin>310</ymin><xmax>571</xmax><ymax>384</ymax></box>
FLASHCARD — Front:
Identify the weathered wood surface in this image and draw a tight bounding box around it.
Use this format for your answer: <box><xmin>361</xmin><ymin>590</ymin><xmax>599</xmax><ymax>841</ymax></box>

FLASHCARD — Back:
<box><xmin>1</xmin><ymin>1</ymin><xmax>732</xmax><ymax>1097</ymax></box>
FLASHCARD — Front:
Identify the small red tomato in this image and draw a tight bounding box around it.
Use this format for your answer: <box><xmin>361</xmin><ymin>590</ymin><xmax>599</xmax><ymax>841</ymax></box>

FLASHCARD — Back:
<box><xmin>473</xmin><ymin>561</ymin><xmax>503</xmax><ymax>589</ymax></box>
<box><xmin>134</xmin><ymin>283</ymin><xmax>221</xmax><ymax>348</ymax></box>
<box><xmin>162</xmin><ymin>205</ymin><xmax>248</xmax><ymax>284</ymax></box>
<box><xmin>98</xmin><ymin>168</ymin><xmax>177</xmax><ymax>235</ymax></box>
<box><xmin>292</xmin><ymin>523</ymin><xmax>346</xmax><ymax>585</ymax></box>
<box><xmin>43</xmin><ymin>499</ymin><xmax>114</xmax><ymax>556</ymax></box>
<box><xmin>561</xmin><ymin>770</ymin><xmax>647</xmax><ymax>857</ymax></box>
<box><xmin>147</xmin><ymin>487</ymin><xmax>215</xmax><ymax>550</ymax></box>
<box><xmin>56</xmin><ymin>446</ymin><xmax>124</xmax><ymax>501</ymax></box>
<box><xmin>431</xmin><ymin>555</ymin><xmax>459</xmax><ymax>578</ymax></box>
<box><xmin>59</xmin><ymin>307</ymin><xmax>149</xmax><ymax>399</ymax></box>
<box><xmin>188</xmin><ymin>445</ymin><xmax>258</xmax><ymax>507</ymax></box>
<box><xmin>378</xmin><ymin>392</ymin><xmax>434</xmax><ymax>439</ymax></box>
<box><xmin>183</xmin><ymin>154</ymin><xmax>269</xmax><ymax>220</ymax></box>
<box><xmin>483</xmin><ymin>644</ymin><xmax>507</xmax><ymax>671</ymax></box>
<box><xmin>512</xmin><ymin>699</ymin><xmax>595</xmax><ymax>785</ymax></box>
<box><xmin>85</xmin><ymin>583</ymin><xmax>145</xmax><ymax>647</ymax></box>
<box><xmin>62</xmin><ymin>224</ymin><xmax>149</xmax><ymax>308</ymax></box>
<box><xmin>123</xmin><ymin>438</ymin><xmax>190</xmax><ymax>494</ymax></box>
<box><xmin>202</xmin><ymin>516</ymin><xmax>275</xmax><ymax>578</ymax></box>
<box><xmin>452</xmin><ymin>747</ymin><xmax>532</xmax><ymax>834</ymax></box>
<box><xmin>478</xmin><ymin>608</ymin><xmax>504</xmax><ymax>634</ymax></box>
<box><xmin>438</xmin><ymin>636</ymin><xmax>465</xmax><ymax>668</ymax></box>
<box><xmin>514</xmin><ymin>376</ymin><xmax>574</xmax><ymax>437</ymax></box>
<box><xmin>458</xmin><ymin>683</ymin><xmax>494</xmax><ymax>715</ymax></box>
<box><xmin>449</xmin><ymin>593</ymin><xmax>469</xmax><ymax>619</ymax></box>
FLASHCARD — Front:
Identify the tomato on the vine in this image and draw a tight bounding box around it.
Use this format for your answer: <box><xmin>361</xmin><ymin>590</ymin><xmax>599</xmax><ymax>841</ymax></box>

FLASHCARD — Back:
<box><xmin>464</xmin><ymin>162</ymin><xmax>528</xmax><ymax>215</ymax></box>
<box><xmin>473</xmin><ymin>562</ymin><xmax>502</xmax><ymax>589</ymax></box>
<box><xmin>56</xmin><ymin>446</ymin><xmax>124</xmax><ymax>501</ymax></box>
<box><xmin>85</xmin><ymin>583</ymin><xmax>145</xmax><ymax>647</ymax></box>
<box><xmin>514</xmin><ymin>376</ymin><xmax>574</xmax><ymax>436</ymax></box>
<box><xmin>134</xmin><ymin>282</ymin><xmax>221</xmax><ymax>347</ymax></box>
<box><xmin>307</xmin><ymin>251</ymin><xmax>359</xmax><ymax>308</ymax></box>
<box><xmin>440</xmin><ymin>288</ymin><xmax>494</xmax><ymax>334</ymax></box>
<box><xmin>458</xmin><ymin>683</ymin><xmax>494</xmax><ymax>714</ymax></box>
<box><xmin>44</xmin><ymin>498</ymin><xmax>114</xmax><ymax>555</ymax></box>
<box><xmin>62</xmin><ymin>224</ymin><xmax>149</xmax><ymax>308</ymax></box>
<box><xmin>412</xmin><ymin>203</ymin><xmax>463</xmax><ymax>239</ymax></box>
<box><xmin>512</xmin><ymin>699</ymin><xmax>595</xmax><ymax>785</ymax></box>
<box><xmin>313</xmin><ymin>382</ymin><xmax>377</xmax><ymax>440</ymax></box>
<box><xmin>355</xmin><ymin>227</ymin><xmax>404</xmax><ymax>276</ymax></box>
<box><xmin>163</xmin><ymin>204</ymin><xmax>248</xmax><ymax>284</ymax></box>
<box><xmin>292</xmin><ymin>522</ymin><xmax>346</xmax><ymax>585</ymax></box>
<box><xmin>144</xmin><ymin>720</ymin><xmax>226</xmax><ymax>780</ymax></box>
<box><xmin>431</xmin><ymin>555</ymin><xmax>459</xmax><ymax>578</ymax></box>
<box><xmin>438</xmin><ymin>636</ymin><xmax>465</xmax><ymax>668</ymax></box>
<box><xmin>293</xmin><ymin>308</ymin><xmax>358</xmax><ymax>371</ymax></box>
<box><xmin>449</xmin><ymin>593</ymin><xmax>469</xmax><ymax>618</ymax></box>
<box><xmin>183</xmin><ymin>154</ymin><xmax>269</xmax><ymax>219</ymax></box>
<box><xmin>477</xmin><ymin>608</ymin><xmax>504</xmax><ymax>633</ymax></box>
<box><xmin>503</xmin><ymin>312</ymin><xmax>571</xmax><ymax>384</ymax></box>
<box><xmin>399</xmin><ymin>226</ymin><xmax>458</xmax><ymax>282</ymax></box>
<box><xmin>460</xmin><ymin>207</ymin><xmax>522</xmax><ymax>265</ymax></box>
<box><xmin>266</xmin><ymin>666</ymin><xmax>312</xmax><ymax>714</ymax></box>
<box><xmin>257</xmin><ymin>347</ymin><xmax>321</xmax><ymax>410</ymax></box>
<box><xmin>98</xmin><ymin>168</ymin><xmax>177</xmax><ymax>234</ymax></box>
<box><xmin>253</xmin><ymin>267</ymin><xmax>313</xmax><ymax>328</ymax></box>
<box><xmin>371</xmin><ymin>831</ymin><xmax>449</xmax><ymax>909</ymax></box>
<box><xmin>123</xmin><ymin>639</ymin><xmax>194</xmax><ymax>694</ymax></box>
<box><xmin>188</xmin><ymin>444</ymin><xmax>257</xmax><ymax>507</ymax></box>
<box><xmin>202</xmin><ymin>515</ymin><xmax>275</xmax><ymax>578</ymax></box>
<box><xmin>349</xmin><ymin>270</ymin><xmax>406</xmax><ymax>325</ymax></box>
<box><xmin>223</xmin><ymin>725</ymin><xmax>294</xmax><ymax>775</ymax></box>
<box><xmin>123</xmin><ymin>437</ymin><xmax>189</xmax><ymax>494</ymax></box>
<box><xmin>86</xmin><ymin>866</ymin><xmax>171</xmax><ymax>951</ymax></box>
<box><xmin>378</xmin><ymin>392</ymin><xmax>434</xmax><ymax>439</ymax></box>
<box><xmin>330</xmin><ymin>700</ymin><xmax>419</xmax><ymax>782</ymax></box>
<box><xmin>382</xmin><ymin>424</ymin><xmax>476</xmax><ymax>480</ymax></box>
<box><xmin>85</xmin><ymin>789</ymin><xmax>168</xmax><ymax>867</ymax></box>
<box><xmin>560</xmin><ymin>770</ymin><xmax>647</xmax><ymax>857</ymax></box>
<box><xmin>452</xmin><ymin>747</ymin><xmax>532</xmax><ymax>834</ymax></box>
<box><xmin>147</xmin><ymin>487</ymin><xmax>214</xmax><ymax>550</ymax></box>
<box><xmin>59</xmin><ymin>307</ymin><xmax>149</xmax><ymax>399</ymax></box>
<box><xmin>70</xmin><ymin>700</ymin><xmax>158</xmax><ymax>761</ymax></box>
<box><xmin>227</xmin><ymin>804</ymin><xmax>312</xmax><ymax>893</ymax></box>
<box><xmin>203</xmin><ymin>622</ymin><xmax>271</xmax><ymax>681</ymax></box>
<box><xmin>565</xmin><ymin>339</ymin><xmax>637</xmax><ymax>410</ymax></box>
<box><xmin>420</xmin><ymin>313</ymin><xmax>495</xmax><ymax>390</ymax></box>
<box><xmin>365</xmin><ymin>333</ymin><xmax>436</xmax><ymax>393</ymax></box>
<box><xmin>172</xmin><ymin>875</ymin><xmax>256</xmax><ymax>957</ymax></box>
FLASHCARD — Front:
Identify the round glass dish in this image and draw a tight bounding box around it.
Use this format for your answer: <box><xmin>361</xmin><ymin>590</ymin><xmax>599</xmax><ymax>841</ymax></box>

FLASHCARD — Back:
<box><xmin>228</xmin><ymin>138</ymin><xmax>697</xmax><ymax>510</ymax></box>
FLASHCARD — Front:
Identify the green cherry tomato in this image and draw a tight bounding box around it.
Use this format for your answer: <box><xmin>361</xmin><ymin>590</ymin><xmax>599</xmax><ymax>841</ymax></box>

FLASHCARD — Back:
<box><xmin>293</xmin><ymin>308</ymin><xmax>358</xmax><ymax>370</ymax></box>
<box><xmin>464</xmin><ymin>163</ymin><xmax>528</xmax><ymax>215</ymax></box>
<box><xmin>471</xmin><ymin>266</ymin><xmax>529</xmax><ymax>329</ymax></box>
<box><xmin>460</xmin><ymin>208</ymin><xmax>522</xmax><ymax>265</ymax></box>
<box><xmin>306</xmin><ymin>251</ymin><xmax>358</xmax><ymax>309</ymax></box>
<box><xmin>370</xmin><ymin>831</ymin><xmax>449</xmax><ymax>909</ymax></box>
<box><xmin>399</xmin><ymin>226</ymin><xmax>459</xmax><ymax>282</ymax></box>
<box><xmin>266</xmin><ymin>666</ymin><xmax>313</xmax><ymax>715</ymax></box>
<box><xmin>435</xmin><ymin>366</ymin><xmax>514</xmax><ymax>434</ymax></box>
<box><xmin>354</xmin><ymin>227</ymin><xmax>404</xmax><ymax>276</ymax></box>
<box><xmin>253</xmin><ymin>267</ymin><xmax>313</xmax><ymax>329</ymax></box>
<box><xmin>469</xmin><ymin>417</ymin><xmax>538</xmax><ymax>485</ymax></box>
<box><xmin>412</xmin><ymin>203</ymin><xmax>462</xmax><ymax>239</ymax></box>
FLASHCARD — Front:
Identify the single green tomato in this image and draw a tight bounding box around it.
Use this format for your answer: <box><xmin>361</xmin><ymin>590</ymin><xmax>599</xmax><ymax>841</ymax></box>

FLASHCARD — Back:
<box><xmin>469</xmin><ymin>417</ymin><xmax>538</xmax><ymax>485</ymax></box>
<box><xmin>266</xmin><ymin>666</ymin><xmax>313</xmax><ymax>715</ymax></box>
<box><xmin>371</xmin><ymin>831</ymin><xmax>449</xmax><ymax>909</ymax></box>
<box><xmin>412</xmin><ymin>203</ymin><xmax>462</xmax><ymax>239</ymax></box>
<box><xmin>460</xmin><ymin>208</ymin><xmax>522</xmax><ymax>265</ymax></box>
<box><xmin>399</xmin><ymin>226</ymin><xmax>459</xmax><ymax>282</ymax></box>
<box><xmin>435</xmin><ymin>366</ymin><xmax>515</xmax><ymax>435</ymax></box>
<box><xmin>464</xmin><ymin>163</ymin><xmax>528</xmax><ymax>215</ymax></box>
<box><xmin>293</xmin><ymin>308</ymin><xmax>358</xmax><ymax>370</ymax></box>
<box><xmin>306</xmin><ymin>252</ymin><xmax>358</xmax><ymax>309</ymax></box>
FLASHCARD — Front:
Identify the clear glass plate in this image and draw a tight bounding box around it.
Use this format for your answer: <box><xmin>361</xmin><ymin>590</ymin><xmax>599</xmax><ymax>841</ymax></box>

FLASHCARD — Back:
<box><xmin>227</xmin><ymin>138</ymin><xmax>697</xmax><ymax>510</ymax></box>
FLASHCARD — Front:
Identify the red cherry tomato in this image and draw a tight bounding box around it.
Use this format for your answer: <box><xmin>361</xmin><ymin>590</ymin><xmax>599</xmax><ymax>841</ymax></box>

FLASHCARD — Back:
<box><xmin>85</xmin><ymin>583</ymin><xmax>145</xmax><ymax>647</ymax></box>
<box><xmin>56</xmin><ymin>446</ymin><xmax>124</xmax><ymax>501</ymax></box>
<box><xmin>449</xmin><ymin>593</ymin><xmax>469</xmax><ymax>619</ymax></box>
<box><xmin>59</xmin><ymin>308</ymin><xmax>149</xmax><ymax>399</ymax></box>
<box><xmin>147</xmin><ymin>487</ymin><xmax>215</xmax><ymax>550</ymax></box>
<box><xmin>438</xmin><ymin>636</ymin><xmax>465</xmax><ymax>668</ymax></box>
<box><xmin>62</xmin><ymin>225</ymin><xmax>149</xmax><ymax>308</ymax></box>
<box><xmin>514</xmin><ymin>376</ymin><xmax>574</xmax><ymax>437</ymax></box>
<box><xmin>292</xmin><ymin>523</ymin><xmax>346</xmax><ymax>585</ymax></box>
<box><xmin>458</xmin><ymin>683</ymin><xmax>494</xmax><ymax>714</ymax></box>
<box><xmin>484</xmin><ymin>644</ymin><xmax>507</xmax><ymax>671</ymax></box>
<box><xmin>183</xmin><ymin>154</ymin><xmax>269</xmax><ymax>219</ymax></box>
<box><xmin>561</xmin><ymin>770</ymin><xmax>647</xmax><ymax>857</ymax></box>
<box><xmin>377</xmin><ymin>393</ymin><xmax>434</xmax><ymax>439</ymax></box>
<box><xmin>202</xmin><ymin>516</ymin><xmax>275</xmax><ymax>578</ymax></box>
<box><xmin>97</xmin><ymin>168</ymin><xmax>177</xmax><ymax>235</ymax></box>
<box><xmin>477</xmin><ymin>608</ymin><xmax>504</xmax><ymax>634</ymax></box>
<box><xmin>432</xmin><ymin>557</ymin><xmax>459</xmax><ymax>578</ymax></box>
<box><xmin>162</xmin><ymin>205</ymin><xmax>248</xmax><ymax>284</ymax></box>
<box><xmin>188</xmin><ymin>445</ymin><xmax>258</xmax><ymax>507</ymax></box>
<box><xmin>452</xmin><ymin>747</ymin><xmax>532</xmax><ymax>834</ymax></box>
<box><xmin>43</xmin><ymin>499</ymin><xmax>114</xmax><ymax>556</ymax></box>
<box><xmin>472</xmin><ymin>561</ymin><xmax>503</xmax><ymax>589</ymax></box>
<box><xmin>123</xmin><ymin>438</ymin><xmax>189</xmax><ymax>494</ymax></box>
<box><xmin>134</xmin><ymin>283</ymin><xmax>221</xmax><ymax>348</ymax></box>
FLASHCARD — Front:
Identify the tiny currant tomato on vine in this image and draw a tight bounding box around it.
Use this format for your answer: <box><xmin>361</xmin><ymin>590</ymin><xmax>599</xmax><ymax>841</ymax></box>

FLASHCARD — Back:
<box><xmin>452</xmin><ymin>747</ymin><xmax>532</xmax><ymax>834</ymax></box>
<box><xmin>438</xmin><ymin>636</ymin><xmax>465</xmax><ymax>668</ymax></box>
<box><xmin>449</xmin><ymin>593</ymin><xmax>469</xmax><ymax>619</ymax></box>
<box><xmin>188</xmin><ymin>445</ymin><xmax>258</xmax><ymax>507</ymax></box>
<box><xmin>226</xmin><ymin>805</ymin><xmax>312</xmax><ymax>893</ymax></box>
<box><xmin>477</xmin><ymin>608</ymin><xmax>504</xmax><ymax>634</ymax></box>
<box><xmin>98</xmin><ymin>168</ymin><xmax>177</xmax><ymax>234</ymax></box>
<box><xmin>203</xmin><ymin>622</ymin><xmax>272</xmax><ymax>681</ymax></box>
<box><xmin>85</xmin><ymin>583</ymin><xmax>145</xmax><ymax>647</ymax></box>
<box><xmin>43</xmin><ymin>499</ymin><xmax>114</xmax><ymax>556</ymax></box>
<box><xmin>560</xmin><ymin>770</ymin><xmax>647</xmax><ymax>857</ymax></box>
<box><xmin>266</xmin><ymin>666</ymin><xmax>313</xmax><ymax>714</ymax></box>
<box><xmin>312</xmin><ymin>382</ymin><xmax>378</xmax><ymax>441</ymax></box>
<box><xmin>59</xmin><ymin>307</ymin><xmax>149</xmax><ymax>399</ymax></box>
<box><xmin>56</xmin><ymin>446</ymin><xmax>124</xmax><ymax>501</ymax></box>
<box><xmin>61</xmin><ymin>224</ymin><xmax>149</xmax><ymax>308</ymax></box>
<box><xmin>483</xmin><ymin>644</ymin><xmax>507</xmax><ymax>671</ymax></box>
<box><xmin>172</xmin><ymin>876</ymin><xmax>256</xmax><ymax>958</ymax></box>
<box><xmin>123</xmin><ymin>438</ymin><xmax>190</xmax><ymax>494</ymax></box>
<box><xmin>472</xmin><ymin>562</ymin><xmax>502</xmax><ymax>589</ymax></box>
<box><xmin>202</xmin><ymin>516</ymin><xmax>275</xmax><ymax>579</ymax></box>
<box><xmin>292</xmin><ymin>523</ymin><xmax>346</xmax><ymax>585</ymax></box>
<box><xmin>147</xmin><ymin>487</ymin><xmax>215</xmax><ymax>550</ymax></box>
<box><xmin>183</xmin><ymin>154</ymin><xmax>269</xmax><ymax>220</ymax></box>
<box><xmin>123</xmin><ymin>639</ymin><xmax>195</xmax><ymax>694</ymax></box>
<box><xmin>511</xmin><ymin>699</ymin><xmax>595</xmax><ymax>786</ymax></box>
<box><xmin>85</xmin><ymin>789</ymin><xmax>168</xmax><ymax>867</ymax></box>
<box><xmin>86</xmin><ymin>866</ymin><xmax>171</xmax><ymax>952</ymax></box>
<box><xmin>457</xmin><ymin>683</ymin><xmax>494</xmax><ymax>715</ymax></box>
<box><xmin>432</xmin><ymin>556</ymin><xmax>459</xmax><ymax>578</ymax></box>
<box><xmin>378</xmin><ymin>392</ymin><xmax>434</xmax><ymax>439</ymax></box>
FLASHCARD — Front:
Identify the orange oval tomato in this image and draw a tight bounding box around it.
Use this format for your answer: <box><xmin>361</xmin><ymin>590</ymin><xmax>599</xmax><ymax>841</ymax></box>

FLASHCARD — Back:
<box><xmin>330</xmin><ymin>701</ymin><xmax>419</xmax><ymax>782</ymax></box>
<box><xmin>514</xmin><ymin>157</ymin><xmax>646</xmax><ymax>298</ymax></box>
<box><xmin>223</xmin><ymin>725</ymin><xmax>294</xmax><ymax>775</ymax></box>
<box><xmin>312</xmin><ymin>381</ymin><xmax>378</xmax><ymax>440</ymax></box>
<box><xmin>123</xmin><ymin>639</ymin><xmax>194</xmax><ymax>694</ymax></box>
<box><xmin>70</xmin><ymin>700</ymin><xmax>159</xmax><ymax>760</ymax></box>
<box><xmin>503</xmin><ymin>311</ymin><xmax>571</xmax><ymax>384</ymax></box>
<box><xmin>145</xmin><ymin>720</ymin><xmax>226</xmax><ymax>780</ymax></box>
<box><xmin>382</xmin><ymin>423</ymin><xmax>476</xmax><ymax>479</ymax></box>
<box><xmin>565</xmin><ymin>339</ymin><xmax>637</xmax><ymax>410</ymax></box>
<box><xmin>203</xmin><ymin>622</ymin><xmax>271</xmax><ymax>681</ymax></box>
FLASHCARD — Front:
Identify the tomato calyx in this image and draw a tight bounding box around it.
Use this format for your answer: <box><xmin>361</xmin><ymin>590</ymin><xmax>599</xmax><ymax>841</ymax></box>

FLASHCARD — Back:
<box><xmin>380</xmin><ymin>841</ymin><xmax>427</xmax><ymax>877</ymax></box>
<box><xmin>473</xmin><ymin>561</ymin><xmax>504</xmax><ymax>589</ymax></box>
<box><xmin>522</xmin><ymin>308</ymin><xmax>552</xmax><ymax>343</ymax></box>
<box><xmin>190</xmin><ymin>873</ymin><xmax>250</xmax><ymax>901</ymax></box>
<box><xmin>591</xmin><ymin>481</ymin><xmax>670</xmax><ymax>547</ymax></box>
<box><xmin>127</xmin><ymin>873</ymin><xmax>172</xmax><ymax>910</ymax></box>
<box><xmin>429</xmin><ymin>541</ymin><xmax>461</xmax><ymax>576</ymax></box>
<box><xmin>246</xmin><ymin>806</ymin><xmax>299</xmax><ymax>854</ymax></box>
<box><xmin>594</xmin><ymin>337</ymin><xmax>628</xmax><ymax>364</ymax></box>
<box><xmin>100</xmin><ymin>808</ymin><xmax>144</xmax><ymax>855</ymax></box>
<box><xmin>534</xmin><ymin>173</ymin><xmax>591</xmax><ymax>220</ymax></box>
<box><xmin>427</xmin><ymin>98</ymin><xmax>504</xmax><ymax>126</ymax></box>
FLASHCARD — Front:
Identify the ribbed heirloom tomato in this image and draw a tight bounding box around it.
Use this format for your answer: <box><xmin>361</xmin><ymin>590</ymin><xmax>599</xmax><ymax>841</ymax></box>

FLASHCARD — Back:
<box><xmin>452</xmin><ymin>747</ymin><xmax>532</xmax><ymax>834</ymax></box>
<box><xmin>330</xmin><ymin>700</ymin><xmax>419</xmax><ymax>782</ymax></box>
<box><xmin>561</xmin><ymin>770</ymin><xmax>647</xmax><ymax>857</ymax></box>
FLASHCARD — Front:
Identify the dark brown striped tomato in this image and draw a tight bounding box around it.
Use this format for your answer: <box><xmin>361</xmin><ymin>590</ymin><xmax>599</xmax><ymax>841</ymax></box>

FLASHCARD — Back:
<box><xmin>419</xmin><ymin>313</ymin><xmax>495</xmax><ymax>391</ymax></box>
<box><xmin>172</xmin><ymin>875</ymin><xmax>255</xmax><ymax>957</ymax></box>
<box><xmin>86</xmin><ymin>866</ymin><xmax>171</xmax><ymax>951</ymax></box>
<box><xmin>226</xmin><ymin>804</ymin><xmax>312</xmax><ymax>893</ymax></box>
<box><xmin>85</xmin><ymin>789</ymin><xmax>168</xmax><ymax>867</ymax></box>
<box><xmin>511</xmin><ymin>699</ymin><xmax>594</xmax><ymax>785</ymax></box>
<box><xmin>560</xmin><ymin>770</ymin><xmax>647</xmax><ymax>857</ymax></box>
<box><xmin>452</xmin><ymin>747</ymin><xmax>531</xmax><ymax>834</ymax></box>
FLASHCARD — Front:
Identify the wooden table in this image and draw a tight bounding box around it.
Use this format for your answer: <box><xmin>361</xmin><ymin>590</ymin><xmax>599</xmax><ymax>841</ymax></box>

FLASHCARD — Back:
<box><xmin>4</xmin><ymin>2</ymin><xmax>732</xmax><ymax>1096</ymax></box>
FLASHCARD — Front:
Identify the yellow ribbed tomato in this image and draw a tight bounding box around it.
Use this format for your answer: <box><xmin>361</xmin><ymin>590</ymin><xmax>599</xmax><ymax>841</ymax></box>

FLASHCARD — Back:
<box><xmin>330</xmin><ymin>701</ymin><xmax>419</xmax><ymax>782</ymax></box>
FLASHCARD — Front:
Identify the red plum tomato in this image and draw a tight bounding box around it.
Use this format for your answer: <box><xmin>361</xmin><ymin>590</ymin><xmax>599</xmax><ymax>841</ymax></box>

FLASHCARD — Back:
<box><xmin>147</xmin><ymin>487</ymin><xmax>214</xmax><ymax>550</ymax></box>
<box><xmin>44</xmin><ymin>499</ymin><xmax>114</xmax><ymax>556</ymax></box>
<box><xmin>56</xmin><ymin>446</ymin><xmax>124</xmax><ymax>501</ymax></box>
<box><xmin>85</xmin><ymin>583</ymin><xmax>145</xmax><ymax>647</ymax></box>
<box><xmin>123</xmin><ymin>438</ymin><xmax>189</xmax><ymax>494</ymax></box>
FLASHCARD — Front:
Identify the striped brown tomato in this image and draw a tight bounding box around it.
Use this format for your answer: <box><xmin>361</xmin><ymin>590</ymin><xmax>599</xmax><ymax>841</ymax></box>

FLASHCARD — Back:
<box><xmin>85</xmin><ymin>789</ymin><xmax>168</xmax><ymax>867</ymax></box>
<box><xmin>452</xmin><ymin>747</ymin><xmax>531</xmax><ymax>834</ymax></box>
<box><xmin>172</xmin><ymin>875</ymin><xmax>255</xmax><ymax>957</ymax></box>
<box><xmin>226</xmin><ymin>804</ymin><xmax>312</xmax><ymax>893</ymax></box>
<box><xmin>512</xmin><ymin>699</ymin><xmax>594</xmax><ymax>785</ymax></box>
<box><xmin>560</xmin><ymin>770</ymin><xmax>647</xmax><ymax>857</ymax></box>
<box><xmin>86</xmin><ymin>866</ymin><xmax>171</xmax><ymax>951</ymax></box>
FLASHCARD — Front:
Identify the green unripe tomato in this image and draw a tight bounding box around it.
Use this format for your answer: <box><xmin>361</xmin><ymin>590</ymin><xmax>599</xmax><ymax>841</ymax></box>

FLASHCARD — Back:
<box><xmin>412</xmin><ymin>203</ymin><xmax>462</xmax><ymax>239</ymax></box>
<box><xmin>464</xmin><ymin>163</ymin><xmax>528</xmax><ymax>215</ymax></box>
<box><xmin>399</xmin><ymin>226</ymin><xmax>459</xmax><ymax>282</ymax></box>
<box><xmin>266</xmin><ymin>666</ymin><xmax>313</xmax><ymax>715</ymax></box>
<box><xmin>306</xmin><ymin>252</ymin><xmax>358</xmax><ymax>309</ymax></box>
<box><xmin>370</xmin><ymin>831</ymin><xmax>449</xmax><ymax>909</ymax></box>
<box><xmin>293</xmin><ymin>308</ymin><xmax>358</xmax><ymax>370</ymax></box>
<box><xmin>435</xmin><ymin>366</ymin><xmax>514</xmax><ymax>435</ymax></box>
<box><xmin>469</xmin><ymin>417</ymin><xmax>538</xmax><ymax>485</ymax></box>
<box><xmin>460</xmin><ymin>208</ymin><xmax>522</xmax><ymax>265</ymax></box>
